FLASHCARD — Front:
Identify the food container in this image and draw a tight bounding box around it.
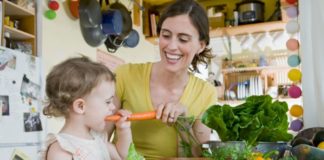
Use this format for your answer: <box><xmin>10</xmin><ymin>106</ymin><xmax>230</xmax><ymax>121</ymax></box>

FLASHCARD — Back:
<box><xmin>290</xmin><ymin>127</ymin><xmax>324</xmax><ymax>159</ymax></box>
<box><xmin>206</xmin><ymin>141</ymin><xmax>288</xmax><ymax>159</ymax></box>
<box><xmin>292</xmin><ymin>144</ymin><xmax>324</xmax><ymax>159</ymax></box>
<box><xmin>236</xmin><ymin>0</ymin><xmax>265</xmax><ymax>24</ymax></box>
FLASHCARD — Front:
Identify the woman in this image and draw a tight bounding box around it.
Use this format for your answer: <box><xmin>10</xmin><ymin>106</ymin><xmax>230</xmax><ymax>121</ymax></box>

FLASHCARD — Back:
<box><xmin>107</xmin><ymin>0</ymin><xmax>217</xmax><ymax>159</ymax></box>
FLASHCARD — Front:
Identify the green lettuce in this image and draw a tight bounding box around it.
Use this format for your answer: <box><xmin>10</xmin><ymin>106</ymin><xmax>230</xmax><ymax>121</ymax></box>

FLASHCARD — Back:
<box><xmin>202</xmin><ymin>95</ymin><xmax>293</xmax><ymax>145</ymax></box>
<box><xmin>127</xmin><ymin>143</ymin><xmax>145</xmax><ymax>160</ymax></box>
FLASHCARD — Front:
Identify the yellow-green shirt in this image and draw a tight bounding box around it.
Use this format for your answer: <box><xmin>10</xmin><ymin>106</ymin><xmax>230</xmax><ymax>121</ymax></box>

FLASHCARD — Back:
<box><xmin>115</xmin><ymin>62</ymin><xmax>217</xmax><ymax>159</ymax></box>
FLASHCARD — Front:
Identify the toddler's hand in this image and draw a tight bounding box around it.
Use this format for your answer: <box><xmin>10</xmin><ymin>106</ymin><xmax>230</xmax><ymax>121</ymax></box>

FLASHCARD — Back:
<box><xmin>115</xmin><ymin>109</ymin><xmax>131</xmax><ymax>130</ymax></box>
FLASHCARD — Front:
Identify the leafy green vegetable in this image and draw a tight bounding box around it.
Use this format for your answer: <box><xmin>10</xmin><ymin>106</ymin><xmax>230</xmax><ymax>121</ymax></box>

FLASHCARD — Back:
<box><xmin>174</xmin><ymin>116</ymin><xmax>198</xmax><ymax>157</ymax></box>
<box><xmin>127</xmin><ymin>143</ymin><xmax>145</xmax><ymax>160</ymax></box>
<box><xmin>202</xmin><ymin>141</ymin><xmax>254</xmax><ymax>160</ymax></box>
<box><xmin>202</xmin><ymin>95</ymin><xmax>293</xmax><ymax>146</ymax></box>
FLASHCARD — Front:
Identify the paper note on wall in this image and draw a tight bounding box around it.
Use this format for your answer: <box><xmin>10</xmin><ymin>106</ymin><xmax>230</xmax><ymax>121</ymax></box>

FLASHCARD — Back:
<box><xmin>96</xmin><ymin>49</ymin><xmax>125</xmax><ymax>72</ymax></box>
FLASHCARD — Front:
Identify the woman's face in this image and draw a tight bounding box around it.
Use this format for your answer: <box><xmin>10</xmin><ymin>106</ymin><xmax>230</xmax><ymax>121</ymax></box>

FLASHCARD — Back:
<box><xmin>159</xmin><ymin>14</ymin><xmax>205</xmax><ymax>73</ymax></box>
<box><xmin>83</xmin><ymin>80</ymin><xmax>115</xmax><ymax>132</ymax></box>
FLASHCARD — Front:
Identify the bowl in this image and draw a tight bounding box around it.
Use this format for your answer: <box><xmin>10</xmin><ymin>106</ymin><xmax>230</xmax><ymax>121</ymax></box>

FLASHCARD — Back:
<box><xmin>206</xmin><ymin>141</ymin><xmax>288</xmax><ymax>159</ymax></box>
<box><xmin>291</xmin><ymin>144</ymin><xmax>324</xmax><ymax>159</ymax></box>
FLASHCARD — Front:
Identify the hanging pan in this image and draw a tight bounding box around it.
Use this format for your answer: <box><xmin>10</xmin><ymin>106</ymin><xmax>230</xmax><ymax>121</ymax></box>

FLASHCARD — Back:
<box><xmin>109</xmin><ymin>1</ymin><xmax>132</xmax><ymax>39</ymax></box>
<box><xmin>79</xmin><ymin>0</ymin><xmax>106</xmax><ymax>47</ymax></box>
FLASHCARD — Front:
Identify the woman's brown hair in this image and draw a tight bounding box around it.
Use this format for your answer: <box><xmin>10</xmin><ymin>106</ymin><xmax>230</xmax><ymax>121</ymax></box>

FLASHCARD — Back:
<box><xmin>157</xmin><ymin>0</ymin><xmax>214</xmax><ymax>73</ymax></box>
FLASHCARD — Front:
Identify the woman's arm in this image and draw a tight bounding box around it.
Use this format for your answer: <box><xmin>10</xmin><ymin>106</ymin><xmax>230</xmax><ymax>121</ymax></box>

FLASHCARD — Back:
<box><xmin>193</xmin><ymin>119</ymin><xmax>211</xmax><ymax>144</ymax></box>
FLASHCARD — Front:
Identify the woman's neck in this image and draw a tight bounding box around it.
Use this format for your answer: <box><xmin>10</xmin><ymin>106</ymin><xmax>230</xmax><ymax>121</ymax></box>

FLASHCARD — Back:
<box><xmin>151</xmin><ymin>62</ymin><xmax>189</xmax><ymax>90</ymax></box>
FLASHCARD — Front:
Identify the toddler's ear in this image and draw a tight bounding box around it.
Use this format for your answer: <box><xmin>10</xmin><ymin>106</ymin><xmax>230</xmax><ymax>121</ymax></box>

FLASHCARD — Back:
<box><xmin>72</xmin><ymin>98</ymin><xmax>86</xmax><ymax>114</ymax></box>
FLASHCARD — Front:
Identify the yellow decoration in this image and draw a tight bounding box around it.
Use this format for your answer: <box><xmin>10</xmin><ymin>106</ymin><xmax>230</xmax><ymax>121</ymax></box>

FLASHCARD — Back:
<box><xmin>288</xmin><ymin>68</ymin><xmax>302</xmax><ymax>82</ymax></box>
<box><xmin>30</xmin><ymin>107</ymin><xmax>36</xmax><ymax>113</ymax></box>
<box><xmin>317</xmin><ymin>141</ymin><xmax>324</xmax><ymax>149</ymax></box>
<box><xmin>290</xmin><ymin>104</ymin><xmax>303</xmax><ymax>117</ymax></box>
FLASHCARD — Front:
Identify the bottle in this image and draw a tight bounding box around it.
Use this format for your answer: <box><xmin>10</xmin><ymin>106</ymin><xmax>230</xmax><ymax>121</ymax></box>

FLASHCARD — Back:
<box><xmin>4</xmin><ymin>32</ymin><xmax>12</xmax><ymax>49</ymax></box>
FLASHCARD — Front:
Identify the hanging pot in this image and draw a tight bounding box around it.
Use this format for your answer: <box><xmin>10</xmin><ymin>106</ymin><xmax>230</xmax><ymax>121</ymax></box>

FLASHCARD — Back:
<box><xmin>101</xmin><ymin>9</ymin><xmax>123</xmax><ymax>35</ymax></box>
<box><xmin>104</xmin><ymin>29</ymin><xmax>139</xmax><ymax>52</ymax></box>
<box><xmin>123</xmin><ymin>29</ymin><xmax>139</xmax><ymax>48</ymax></box>
<box><xmin>104</xmin><ymin>34</ymin><xmax>121</xmax><ymax>53</ymax></box>
<box><xmin>79</xmin><ymin>0</ymin><xmax>106</xmax><ymax>47</ymax></box>
<box><xmin>79</xmin><ymin>0</ymin><xmax>102</xmax><ymax>27</ymax></box>
<box><xmin>80</xmin><ymin>25</ymin><xmax>107</xmax><ymax>47</ymax></box>
<box><xmin>109</xmin><ymin>1</ymin><xmax>132</xmax><ymax>39</ymax></box>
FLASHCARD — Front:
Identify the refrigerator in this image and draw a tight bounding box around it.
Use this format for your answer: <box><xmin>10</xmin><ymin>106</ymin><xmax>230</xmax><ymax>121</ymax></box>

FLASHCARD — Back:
<box><xmin>0</xmin><ymin>47</ymin><xmax>45</xmax><ymax>160</ymax></box>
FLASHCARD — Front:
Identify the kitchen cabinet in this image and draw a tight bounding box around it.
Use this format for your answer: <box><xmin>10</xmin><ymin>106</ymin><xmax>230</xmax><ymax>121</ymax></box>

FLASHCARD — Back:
<box><xmin>133</xmin><ymin>0</ymin><xmax>289</xmax><ymax>45</ymax></box>
<box><xmin>220</xmin><ymin>50</ymin><xmax>299</xmax><ymax>101</ymax></box>
<box><xmin>1</xmin><ymin>0</ymin><xmax>37</xmax><ymax>56</ymax></box>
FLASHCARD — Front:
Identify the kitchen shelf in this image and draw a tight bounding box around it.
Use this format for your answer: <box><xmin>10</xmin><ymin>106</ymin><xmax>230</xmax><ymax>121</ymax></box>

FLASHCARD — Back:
<box><xmin>221</xmin><ymin>65</ymin><xmax>291</xmax><ymax>73</ymax></box>
<box><xmin>2</xmin><ymin>0</ymin><xmax>37</xmax><ymax>55</ymax></box>
<box><xmin>210</xmin><ymin>21</ymin><xmax>286</xmax><ymax>38</ymax></box>
<box><xmin>4</xmin><ymin>0</ymin><xmax>35</xmax><ymax>16</ymax></box>
<box><xmin>144</xmin><ymin>21</ymin><xmax>286</xmax><ymax>45</ymax></box>
<box><xmin>3</xmin><ymin>25</ymin><xmax>35</xmax><ymax>40</ymax></box>
<box><xmin>139</xmin><ymin>0</ymin><xmax>289</xmax><ymax>45</ymax></box>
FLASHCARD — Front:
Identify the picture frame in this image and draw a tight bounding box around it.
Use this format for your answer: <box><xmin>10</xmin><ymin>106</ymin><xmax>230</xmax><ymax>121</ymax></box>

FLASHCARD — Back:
<box><xmin>10</xmin><ymin>149</ymin><xmax>30</xmax><ymax>160</ymax></box>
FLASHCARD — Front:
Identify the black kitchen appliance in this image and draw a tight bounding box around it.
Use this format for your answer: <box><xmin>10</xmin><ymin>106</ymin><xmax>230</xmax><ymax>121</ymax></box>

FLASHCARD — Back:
<box><xmin>236</xmin><ymin>0</ymin><xmax>265</xmax><ymax>24</ymax></box>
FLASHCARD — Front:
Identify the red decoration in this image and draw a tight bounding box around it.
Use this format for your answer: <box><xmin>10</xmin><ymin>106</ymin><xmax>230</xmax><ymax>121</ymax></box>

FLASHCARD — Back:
<box><xmin>69</xmin><ymin>0</ymin><xmax>79</xmax><ymax>18</ymax></box>
<box><xmin>49</xmin><ymin>1</ymin><xmax>59</xmax><ymax>11</ymax></box>
<box><xmin>286</xmin><ymin>0</ymin><xmax>297</xmax><ymax>5</ymax></box>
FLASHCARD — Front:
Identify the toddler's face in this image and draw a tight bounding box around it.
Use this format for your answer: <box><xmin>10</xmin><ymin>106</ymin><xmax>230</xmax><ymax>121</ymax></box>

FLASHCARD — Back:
<box><xmin>83</xmin><ymin>80</ymin><xmax>115</xmax><ymax>132</ymax></box>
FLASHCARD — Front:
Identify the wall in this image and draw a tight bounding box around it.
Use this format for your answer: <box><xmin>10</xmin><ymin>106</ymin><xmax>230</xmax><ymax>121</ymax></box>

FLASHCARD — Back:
<box><xmin>41</xmin><ymin>0</ymin><xmax>159</xmax><ymax>134</ymax></box>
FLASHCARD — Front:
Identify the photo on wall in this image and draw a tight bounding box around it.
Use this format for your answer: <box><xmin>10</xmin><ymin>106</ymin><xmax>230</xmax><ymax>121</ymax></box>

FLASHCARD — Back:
<box><xmin>20</xmin><ymin>74</ymin><xmax>40</xmax><ymax>100</ymax></box>
<box><xmin>0</xmin><ymin>49</ymin><xmax>16</xmax><ymax>71</ymax></box>
<box><xmin>23</xmin><ymin>112</ymin><xmax>42</xmax><ymax>132</ymax></box>
<box><xmin>7</xmin><ymin>54</ymin><xmax>17</xmax><ymax>70</ymax></box>
<box><xmin>0</xmin><ymin>95</ymin><xmax>9</xmax><ymax>116</ymax></box>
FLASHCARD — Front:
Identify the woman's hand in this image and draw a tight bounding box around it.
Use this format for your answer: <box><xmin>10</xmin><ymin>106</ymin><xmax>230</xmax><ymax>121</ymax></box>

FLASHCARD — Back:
<box><xmin>156</xmin><ymin>102</ymin><xmax>187</xmax><ymax>124</ymax></box>
<box><xmin>115</xmin><ymin>109</ymin><xmax>131</xmax><ymax>130</ymax></box>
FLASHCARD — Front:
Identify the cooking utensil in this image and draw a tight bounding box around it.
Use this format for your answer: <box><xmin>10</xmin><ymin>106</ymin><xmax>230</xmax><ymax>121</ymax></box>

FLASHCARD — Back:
<box><xmin>104</xmin><ymin>29</ymin><xmax>140</xmax><ymax>52</ymax></box>
<box><xmin>123</xmin><ymin>29</ymin><xmax>140</xmax><ymax>48</ymax></box>
<box><xmin>101</xmin><ymin>9</ymin><xmax>123</xmax><ymax>35</ymax></box>
<box><xmin>79</xmin><ymin>26</ymin><xmax>107</xmax><ymax>47</ymax></box>
<box><xmin>109</xmin><ymin>1</ymin><xmax>132</xmax><ymax>39</ymax></box>
<box><xmin>236</xmin><ymin>0</ymin><xmax>265</xmax><ymax>24</ymax></box>
<box><xmin>206</xmin><ymin>141</ymin><xmax>288</xmax><ymax>159</ymax></box>
<box><xmin>79</xmin><ymin>0</ymin><xmax>107</xmax><ymax>47</ymax></box>
<box><xmin>79</xmin><ymin>0</ymin><xmax>102</xmax><ymax>28</ymax></box>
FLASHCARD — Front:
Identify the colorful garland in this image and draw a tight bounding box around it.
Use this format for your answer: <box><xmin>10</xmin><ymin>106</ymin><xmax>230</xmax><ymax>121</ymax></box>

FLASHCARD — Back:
<box><xmin>284</xmin><ymin>0</ymin><xmax>303</xmax><ymax>132</ymax></box>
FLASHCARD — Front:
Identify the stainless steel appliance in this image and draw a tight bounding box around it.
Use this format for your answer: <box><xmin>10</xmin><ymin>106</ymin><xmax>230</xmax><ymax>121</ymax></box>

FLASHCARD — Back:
<box><xmin>236</xmin><ymin>0</ymin><xmax>265</xmax><ymax>24</ymax></box>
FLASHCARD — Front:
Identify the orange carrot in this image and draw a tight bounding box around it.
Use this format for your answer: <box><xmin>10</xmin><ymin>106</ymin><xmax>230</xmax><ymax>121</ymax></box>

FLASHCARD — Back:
<box><xmin>105</xmin><ymin>111</ymin><xmax>156</xmax><ymax>121</ymax></box>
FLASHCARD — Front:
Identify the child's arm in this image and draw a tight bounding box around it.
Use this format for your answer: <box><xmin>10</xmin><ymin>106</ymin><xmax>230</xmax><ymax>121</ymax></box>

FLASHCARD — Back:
<box><xmin>46</xmin><ymin>142</ymin><xmax>72</xmax><ymax>160</ymax></box>
<box><xmin>108</xmin><ymin>109</ymin><xmax>132</xmax><ymax>159</ymax></box>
